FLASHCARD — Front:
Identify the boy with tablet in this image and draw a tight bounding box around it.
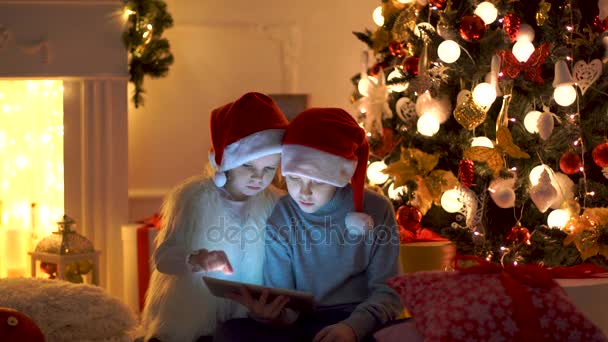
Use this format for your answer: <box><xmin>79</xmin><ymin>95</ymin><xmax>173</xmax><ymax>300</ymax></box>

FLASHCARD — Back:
<box><xmin>216</xmin><ymin>108</ymin><xmax>402</xmax><ymax>342</ymax></box>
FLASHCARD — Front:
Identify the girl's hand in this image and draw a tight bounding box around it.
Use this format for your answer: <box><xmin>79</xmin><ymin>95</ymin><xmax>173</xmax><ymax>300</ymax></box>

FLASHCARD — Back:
<box><xmin>190</xmin><ymin>249</ymin><xmax>233</xmax><ymax>274</ymax></box>
<box><xmin>313</xmin><ymin>323</ymin><xmax>357</xmax><ymax>342</ymax></box>
<box><xmin>226</xmin><ymin>286</ymin><xmax>290</xmax><ymax>322</ymax></box>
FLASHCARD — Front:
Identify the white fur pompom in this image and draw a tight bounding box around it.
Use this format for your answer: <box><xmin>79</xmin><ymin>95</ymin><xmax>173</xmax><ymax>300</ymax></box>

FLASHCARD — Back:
<box><xmin>345</xmin><ymin>212</ymin><xmax>374</xmax><ymax>235</ymax></box>
<box><xmin>213</xmin><ymin>171</ymin><xmax>227</xmax><ymax>187</ymax></box>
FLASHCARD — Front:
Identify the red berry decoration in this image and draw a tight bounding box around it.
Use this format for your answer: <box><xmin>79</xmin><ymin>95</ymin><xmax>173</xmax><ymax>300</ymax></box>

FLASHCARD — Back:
<box><xmin>559</xmin><ymin>151</ymin><xmax>582</xmax><ymax>175</ymax></box>
<box><xmin>369</xmin><ymin>60</ymin><xmax>390</xmax><ymax>77</ymax></box>
<box><xmin>429</xmin><ymin>0</ymin><xmax>447</xmax><ymax>11</ymax></box>
<box><xmin>593</xmin><ymin>15</ymin><xmax>608</xmax><ymax>33</ymax></box>
<box><xmin>459</xmin><ymin>159</ymin><xmax>475</xmax><ymax>188</ymax></box>
<box><xmin>505</xmin><ymin>225</ymin><xmax>531</xmax><ymax>245</ymax></box>
<box><xmin>388</xmin><ymin>41</ymin><xmax>405</xmax><ymax>58</ymax></box>
<box><xmin>459</xmin><ymin>14</ymin><xmax>486</xmax><ymax>42</ymax></box>
<box><xmin>592</xmin><ymin>142</ymin><xmax>608</xmax><ymax>168</ymax></box>
<box><xmin>396</xmin><ymin>205</ymin><xmax>423</xmax><ymax>232</ymax></box>
<box><xmin>502</xmin><ymin>13</ymin><xmax>521</xmax><ymax>42</ymax></box>
<box><xmin>402</xmin><ymin>56</ymin><xmax>420</xmax><ymax>76</ymax></box>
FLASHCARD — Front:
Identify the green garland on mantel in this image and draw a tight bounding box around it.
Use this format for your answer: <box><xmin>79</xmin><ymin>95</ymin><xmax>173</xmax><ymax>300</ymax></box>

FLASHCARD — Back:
<box><xmin>122</xmin><ymin>0</ymin><xmax>174</xmax><ymax>108</ymax></box>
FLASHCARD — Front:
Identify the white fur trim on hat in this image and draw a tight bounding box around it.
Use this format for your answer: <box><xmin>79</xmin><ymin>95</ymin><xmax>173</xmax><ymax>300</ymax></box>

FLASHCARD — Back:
<box><xmin>345</xmin><ymin>212</ymin><xmax>374</xmax><ymax>235</ymax></box>
<box><xmin>281</xmin><ymin>144</ymin><xmax>357</xmax><ymax>187</ymax></box>
<box><xmin>211</xmin><ymin>128</ymin><xmax>284</xmax><ymax>172</ymax></box>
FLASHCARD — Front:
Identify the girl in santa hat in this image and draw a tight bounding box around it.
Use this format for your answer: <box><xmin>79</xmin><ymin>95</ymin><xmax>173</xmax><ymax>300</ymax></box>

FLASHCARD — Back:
<box><xmin>141</xmin><ymin>92</ymin><xmax>289</xmax><ymax>342</ymax></box>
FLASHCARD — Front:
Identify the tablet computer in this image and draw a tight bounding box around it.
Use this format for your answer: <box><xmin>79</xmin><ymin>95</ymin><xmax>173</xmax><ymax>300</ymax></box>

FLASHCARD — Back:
<box><xmin>203</xmin><ymin>276</ymin><xmax>315</xmax><ymax>312</ymax></box>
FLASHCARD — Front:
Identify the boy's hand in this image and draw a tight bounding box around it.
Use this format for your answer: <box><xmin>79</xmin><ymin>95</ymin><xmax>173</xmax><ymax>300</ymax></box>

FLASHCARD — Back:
<box><xmin>190</xmin><ymin>249</ymin><xmax>233</xmax><ymax>274</ymax></box>
<box><xmin>225</xmin><ymin>287</ymin><xmax>290</xmax><ymax>322</ymax></box>
<box><xmin>313</xmin><ymin>323</ymin><xmax>356</xmax><ymax>342</ymax></box>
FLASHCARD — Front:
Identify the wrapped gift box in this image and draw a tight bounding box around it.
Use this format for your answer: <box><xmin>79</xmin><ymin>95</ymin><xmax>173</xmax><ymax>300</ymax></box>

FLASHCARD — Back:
<box><xmin>121</xmin><ymin>223</ymin><xmax>159</xmax><ymax>314</ymax></box>
<box><xmin>399</xmin><ymin>241</ymin><xmax>456</xmax><ymax>273</ymax></box>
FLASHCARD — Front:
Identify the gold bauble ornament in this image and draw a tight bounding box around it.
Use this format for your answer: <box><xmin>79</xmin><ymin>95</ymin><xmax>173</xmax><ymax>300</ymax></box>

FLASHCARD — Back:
<box><xmin>536</xmin><ymin>1</ymin><xmax>551</xmax><ymax>26</ymax></box>
<box><xmin>454</xmin><ymin>92</ymin><xmax>487</xmax><ymax>130</ymax></box>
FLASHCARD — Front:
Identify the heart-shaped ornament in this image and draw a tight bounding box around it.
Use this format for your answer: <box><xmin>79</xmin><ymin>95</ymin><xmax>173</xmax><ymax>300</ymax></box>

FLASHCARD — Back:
<box><xmin>573</xmin><ymin>59</ymin><xmax>602</xmax><ymax>95</ymax></box>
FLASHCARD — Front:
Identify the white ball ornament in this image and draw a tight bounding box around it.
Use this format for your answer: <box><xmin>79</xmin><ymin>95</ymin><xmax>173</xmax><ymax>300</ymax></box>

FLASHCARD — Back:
<box><xmin>387</xmin><ymin>68</ymin><xmax>408</xmax><ymax>93</ymax></box>
<box><xmin>417</xmin><ymin>113</ymin><xmax>440</xmax><ymax>136</ymax></box>
<box><xmin>517</xmin><ymin>24</ymin><xmax>535</xmax><ymax>42</ymax></box>
<box><xmin>388</xmin><ymin>183</ymin><xmax>408</xmax><ymax>200</ymax></box>
<box><xmin>553</xmin><ymin>85</ymin><xmax>577</xmax><ymax>107</ymax></box>
<box><xmin>415</xmin><ymin>92</ymin><xmax>451</xmax><ymax>123</ymax></box>
<box><xmin>512</xmin><ymin>40</ymin><xmax>535</xmax><ymax>62</ymax></box>
<box><xmin>472</xmin><ymin>82</ymin><xmax>497</xmax><ymax>107</ymax></box>
<box><xmin>524</xmin><ymin>110</ymin><xmax>542</xmax><ymax>133</ymax></box>
<box><xmin>372</xmin><ymin>6</ymin><xmax>384</xmax><ymax>26</ymax></box>
<box><xmin>367</xmin><ymin>161</ymin><xmax>389</xmax><ymax>185</ymax></box>
<box><xmin>471</xmin><ymin>136</ymin><xmax>494</xmax><ymax>148</ymax></box>
<box><xmin>489</xmin><ymin>178</ymin><xmax>516</xmax><ymax>208</ymax></box>
<box><xmin>474</xmin><ymin>2</ymin><xmax>498</xmax><ymax>24</ymax></box>
<box><xmin>529</xmin><ymin>164</ymin><xmax>553</xmax><ymax>186</ymax></box>
<box><xmin>437</xmin><ymin>40</ymin><xmax>461</xmax><ymax>63</ymax></box>
<box><xmin>547</xmin><ymin>209</ymin><xmax>571</xmax><ymax>229</ymax></box>
<box><xmin>441</xmin><ymin>188</ymin><xmax>463</xmax><ymax>213</ymax></box>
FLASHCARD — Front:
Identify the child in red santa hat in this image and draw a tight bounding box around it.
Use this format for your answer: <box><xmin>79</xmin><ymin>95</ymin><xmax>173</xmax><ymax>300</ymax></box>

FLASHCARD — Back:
<box><xmin>216</xmin><ymin>107</ymin><xmax>402</xmax><ymax>342</ymax></box>
<box><xmin>141</xmin><ymin>92</ymin><xmax>289</xmax><ymax>342</ymax></box>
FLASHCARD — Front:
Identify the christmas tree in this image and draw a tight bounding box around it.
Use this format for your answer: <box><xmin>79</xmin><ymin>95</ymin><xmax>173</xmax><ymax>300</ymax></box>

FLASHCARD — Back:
<box><xmin>352</xmin><ymin>0</ymin><xmax>608</xmax><ymax>268</ymax></box>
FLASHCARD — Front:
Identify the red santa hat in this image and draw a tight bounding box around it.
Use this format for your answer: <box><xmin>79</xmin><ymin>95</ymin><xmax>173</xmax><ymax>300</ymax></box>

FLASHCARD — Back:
<box><xmin>209</xmin><ymin>92</ymin><xmax>288</xmax><ymax>187</ymax></box>
<box><xmin>281</xmin><ymin>107</ymin><xmax>373</xmax><ymax>234</ymax></box>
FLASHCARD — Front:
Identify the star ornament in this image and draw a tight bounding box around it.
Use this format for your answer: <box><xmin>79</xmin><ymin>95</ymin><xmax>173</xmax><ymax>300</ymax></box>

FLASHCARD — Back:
<box><xmin>498</xmin><ymin>43</ymin><xmax>550</xmax><ymax>84</ymax></box>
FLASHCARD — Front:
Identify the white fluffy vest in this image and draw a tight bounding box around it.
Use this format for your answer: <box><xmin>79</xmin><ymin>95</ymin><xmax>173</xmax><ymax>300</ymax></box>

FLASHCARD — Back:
<box><xmin>141</xmin><ymin>176</ymin><xmax>280</xmax><ymax>342</ymax></box>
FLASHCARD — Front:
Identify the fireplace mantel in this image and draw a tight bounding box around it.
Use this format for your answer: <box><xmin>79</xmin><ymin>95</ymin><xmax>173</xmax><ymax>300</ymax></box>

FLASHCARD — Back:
<box><xmin>0</xmin><ymin>1</ymin><xmax>128</xmax><ymax>298</ymax></box>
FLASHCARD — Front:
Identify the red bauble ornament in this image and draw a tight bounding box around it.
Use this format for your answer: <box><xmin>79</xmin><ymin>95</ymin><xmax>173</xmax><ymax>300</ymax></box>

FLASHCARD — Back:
<box><xmin>559</xmin><ymin>152</ymin><xmax>582</xmax><ymax>175</ymax></box>
<box><xmin>388</xmin><ymin>41</ymin><xmax>405</xmax><ymax>58</ymax></box>
<box><xmin>459</xmin><ymin>14</ymin><xmax>486</xmax><ymax>42</ymax></box>
<box><xmin>502</xmin><ymin>13</ymin><xmax>521</xmax><ymax>42</ymax></box>
<box><xmin>396</xmin><ymin>205</ymin><xmax>423</xmax><ymax>232</ymax></box>
<box><xmin>369</xmin><ymin>60</ymin><xmax>390</xmax><ymax>77</ymax></box>
<box><xmin>429</xmin><ymin>0</ymin><xmax>447</xmax><ymax>10</ymax></box>
<box><xmin>593</xmin><ymin>16</ymin><xmax>608</xmax><ymax>33</ymax></box>
<box><xmin>592</xmin><ymin>142</ymin><xmax>608</xmax><ymax>168</ymax></box>
<box><xmin>459</xmin><ymin>159</ymin><xmax>475</xmax><ymax>188</ymax></box>
<box><xmin>505</xmin><ymin>225</ymin><xmax>531</xmax><ymax>245</ymax></box>
<box><xmin>402</xmin><ymin>56</ymin><xmax>420</xmax><ymax>76</ymax></box>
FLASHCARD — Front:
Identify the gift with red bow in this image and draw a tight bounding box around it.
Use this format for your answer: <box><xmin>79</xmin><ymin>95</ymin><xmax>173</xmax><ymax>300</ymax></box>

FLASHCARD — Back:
<box><xmin>136</xmin><ymin>213</ymin><xmax>162</xmax><ymax>311</ymax></box>
<box><xmin>387</xmin><ymin>255</ymin><xmax>608</xmax><ymax>342</ymax></box>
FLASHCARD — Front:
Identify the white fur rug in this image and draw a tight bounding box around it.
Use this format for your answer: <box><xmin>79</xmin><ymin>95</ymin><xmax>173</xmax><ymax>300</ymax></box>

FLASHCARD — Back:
<box><xmin>0</xmin><ymin>277</ymin><xmax>137</xmax><ymax>342</ymax></box>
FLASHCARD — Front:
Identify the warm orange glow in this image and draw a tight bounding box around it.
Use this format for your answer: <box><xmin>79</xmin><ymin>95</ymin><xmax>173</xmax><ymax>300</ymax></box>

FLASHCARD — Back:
<box><xmin>0</xmin><ymin>80</ymin><xmax>64</xmax><ymax>277</ymax></box>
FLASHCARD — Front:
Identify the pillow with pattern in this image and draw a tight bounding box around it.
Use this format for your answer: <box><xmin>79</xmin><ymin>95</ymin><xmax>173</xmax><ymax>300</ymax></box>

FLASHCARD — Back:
<box><xmin>387</xmin><ymin>271</ymin><xmax>607</xmax><ymax>342</ymax></box>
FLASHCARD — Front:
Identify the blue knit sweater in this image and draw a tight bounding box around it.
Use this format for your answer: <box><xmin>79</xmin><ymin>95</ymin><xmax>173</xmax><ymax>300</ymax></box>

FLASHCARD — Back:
<box><xmin>263</xmin><ymin>185</ymin><xmax>403</xmax><ymax>340</ymax></box>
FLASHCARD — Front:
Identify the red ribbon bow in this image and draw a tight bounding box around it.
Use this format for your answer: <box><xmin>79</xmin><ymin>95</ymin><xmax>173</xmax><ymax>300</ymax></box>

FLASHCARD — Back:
<box><xmin>498</xmin><ymin>43</ymin><xmax>549</xmax><ymax>84</ymax></box>
<box><xmin>454</xmin><ymin>255</ymin><xmax>607</xmax><ymax>342</ymax></box>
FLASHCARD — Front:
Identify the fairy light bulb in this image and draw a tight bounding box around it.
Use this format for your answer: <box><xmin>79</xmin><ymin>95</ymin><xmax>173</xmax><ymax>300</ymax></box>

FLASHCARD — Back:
<box><xmin>417</xmin><ymin>113</ymin><xmax>440</xmax><ymax>136</ymax></box>
<box><xmin>547</xmin><ymin>209</ymin><xmax>571</xmax><ymax>229</ymax></box>
<box><xmin>474</xmin><ymin>2</ymin><xmax>498</xmax><ymax>24</ymax></box>
<box><xmin>372</xmin><ymin>6</ymin><xmax>384</xmax><ymax>26</ymax></box>
<box><xmin>524</xmin><ymin>110</ymin><xmax>542</xmax><ymax>133</ymax></box>
<box><xmin>441</xmin><ymin>189</ymin><xmax>463</xmax><ymax>213</ymax></box>
<box><xmin>387</xmin><ymin>68</ymin><xmax>408</xmax><ymax>93</ymax></box>
<box><xmin>367</xmin><ymin>161</ymin><xmax>389</xmax><ymax>185</ymax></box>
<box><xmin>471</xmin><ymin>136</ymin><xmax>494</xmax><ymax>148</ymax></box>
<box><xmin>437</xmin><ymin>40</ymin><xmax>461</xmax><ymax>63</ymax></box>
<box><xmin>553</xmin><ymin>85</ymin><xmax>577</xmax><ymax>106</ymax></box>
<box><xmin>472</xmin><ymin>82</ymin><xmax>497</xmax><ymax>107</ymax></box>
<box><xmin>516</xmin><ymin>24</ymin><xmax>535</xmax><ymax>42</ymax></box>
<box><xmin>512</xmin><ymin>41</ymin><xmax>535</xmax><ymax>62</ymax></box>
<box><xmin>388</xmin><ymin>183</ymin><xmax>408</xmax><ymax>200</ymax></box>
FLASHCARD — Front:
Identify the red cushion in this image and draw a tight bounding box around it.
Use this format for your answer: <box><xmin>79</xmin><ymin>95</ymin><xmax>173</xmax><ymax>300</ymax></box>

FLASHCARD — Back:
<box><xmin>388</xmin><ymin>271</ymin><xmax>607</xmax><ymax>341</ymax></box>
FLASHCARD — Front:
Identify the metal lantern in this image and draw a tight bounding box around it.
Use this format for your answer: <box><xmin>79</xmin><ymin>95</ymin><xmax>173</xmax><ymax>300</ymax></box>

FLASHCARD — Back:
<box><xmin>29</xmin><ymin>215</ymin><xmax>100</xmax><ymax>284</ymax></box>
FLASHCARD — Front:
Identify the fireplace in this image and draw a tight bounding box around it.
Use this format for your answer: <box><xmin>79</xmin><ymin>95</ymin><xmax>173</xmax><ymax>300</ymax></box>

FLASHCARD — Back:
<box><xmin>0</xmin><ymin>1</ymin><xmax>129</xmax><ymax>298</ymax></box>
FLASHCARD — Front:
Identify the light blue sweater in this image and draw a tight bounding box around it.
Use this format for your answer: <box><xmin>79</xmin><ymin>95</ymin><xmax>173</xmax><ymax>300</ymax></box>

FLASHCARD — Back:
<box><xmin>263</xmin><ymin>185</ymin><xmax>403</xmax><ymax>340</ymax></box>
